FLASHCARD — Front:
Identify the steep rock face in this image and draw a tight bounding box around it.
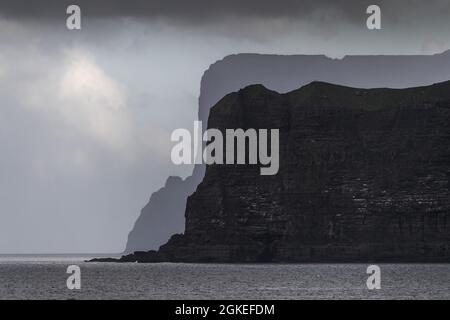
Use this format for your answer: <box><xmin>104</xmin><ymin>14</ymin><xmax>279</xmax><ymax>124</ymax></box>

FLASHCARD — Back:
<box><xmin>125</xmin><ymin>51</ymin><xmax>450</xmax><ymax>253</ymax></box>
<box><xmin>125</xmin><ymin>176</ymin><xmax>201</xmax><ymax>252</ymax></box>
<box><xmin>156</xmin><ymin>81</ymin><xmax>450</xmax><ymax>262</ymax></box>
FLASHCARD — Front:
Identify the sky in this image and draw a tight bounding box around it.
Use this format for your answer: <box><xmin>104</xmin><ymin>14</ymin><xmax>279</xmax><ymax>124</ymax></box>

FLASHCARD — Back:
<box><xmin>0</xmin><ymin>0</ymin><xmax>450</xmax><ymax>253</ymax></box>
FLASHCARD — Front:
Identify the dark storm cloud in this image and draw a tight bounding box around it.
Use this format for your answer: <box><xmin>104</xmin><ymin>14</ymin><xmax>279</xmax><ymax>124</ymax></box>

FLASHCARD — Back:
<box><xmin>0</xmin><ymin>0</ymin><xmax>356</xmax><ymax>19</ymax></box>
<box><xmin>1</xmin><ymin>0</ymin><xmax>447</xmax><ymax>25</ymax></box>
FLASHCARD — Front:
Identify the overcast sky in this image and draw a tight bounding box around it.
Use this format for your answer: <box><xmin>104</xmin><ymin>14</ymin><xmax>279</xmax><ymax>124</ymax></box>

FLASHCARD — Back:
<box><xmin>1</xmin><ymin>0</ymin><xmax>449</xmax><ymax>253</ymax></box>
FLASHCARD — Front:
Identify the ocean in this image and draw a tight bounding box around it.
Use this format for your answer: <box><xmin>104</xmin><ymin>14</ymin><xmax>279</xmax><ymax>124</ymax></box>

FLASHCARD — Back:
<box><xmin>0</xmin><ymin>256</ymin><xmax>448</xmax><ymax>299</ymax></box>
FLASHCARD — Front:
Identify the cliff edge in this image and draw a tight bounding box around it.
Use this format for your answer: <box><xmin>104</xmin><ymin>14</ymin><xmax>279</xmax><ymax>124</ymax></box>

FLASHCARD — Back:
<box><xmin>125</xmin><ymin>51</ymin><xmax>450</xmax><ymax>254</ymax></box>
<box><xmin>117</xmin><ymin>80</ymin><xmax>450</xmax><ymax>262</ymax></box>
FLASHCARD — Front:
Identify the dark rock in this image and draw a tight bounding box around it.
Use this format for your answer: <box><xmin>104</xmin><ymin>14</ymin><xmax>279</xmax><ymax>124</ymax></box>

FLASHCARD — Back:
<box><xmin>138</xmin><ymin>80</ymin><xmax>450</xmax><ymax>263</ymax></box>
<box><xmin>125</xmin><ymin>51</ymin><xmax>450</xmax><ymax>254</ymax></box>
<box><xmin>87</xmin><ymin>257</ymin><xmax>121</xmax><ymax>263</ymax></box>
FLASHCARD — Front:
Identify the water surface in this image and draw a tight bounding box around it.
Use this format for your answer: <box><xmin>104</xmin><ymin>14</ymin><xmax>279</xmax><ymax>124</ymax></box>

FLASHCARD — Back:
<box><xmin>0</xmin><ymin>257</ymin><xmax>448</xmax><ymax>299</ymax></box>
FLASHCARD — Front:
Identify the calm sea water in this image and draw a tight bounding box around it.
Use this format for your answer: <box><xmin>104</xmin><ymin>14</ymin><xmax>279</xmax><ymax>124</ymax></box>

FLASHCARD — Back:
<box><xmin>0</xmin><ymin>256</ymin><xmax>448</xmax><ymax>299</ymax></box>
